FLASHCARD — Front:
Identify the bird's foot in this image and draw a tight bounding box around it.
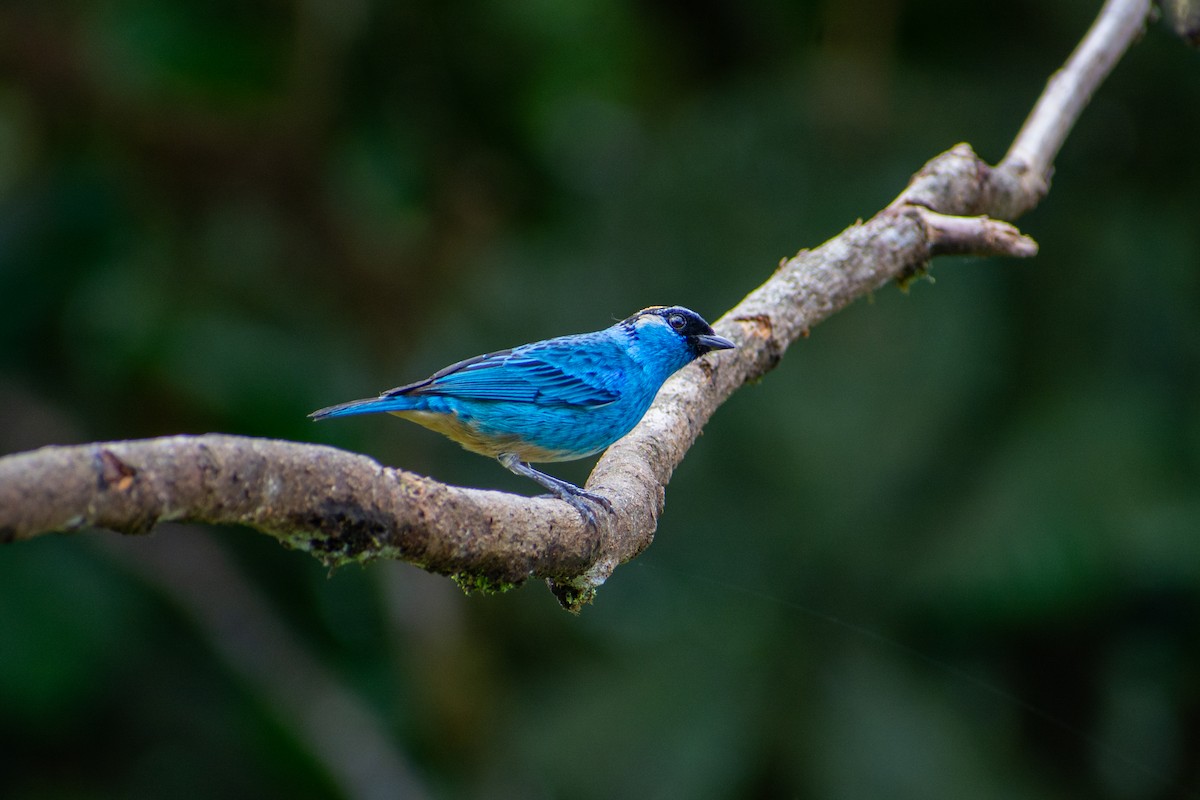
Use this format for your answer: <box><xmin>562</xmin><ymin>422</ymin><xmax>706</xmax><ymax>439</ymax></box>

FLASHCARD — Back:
<box><xmin>536</xmin><ymin>486</ymin><xmax>613</xmax><ymax>527</ymax></box>
<box><xmin>499</xmin><ymin>453</ymin><xmax>616</xmax><ymax>527</ymax></box>
<box><xmin>557</xmin><ymin>485</ymin><xmax>615</xmax><ymax>528</ymax></box>
<box><xmin>563</xmin><ymin>484</ymin><xmax>615</xmax><ymax>514</ymax></box>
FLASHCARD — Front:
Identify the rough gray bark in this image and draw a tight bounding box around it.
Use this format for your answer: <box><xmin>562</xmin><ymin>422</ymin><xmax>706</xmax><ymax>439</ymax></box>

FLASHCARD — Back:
<box><xmin>0</xmin><ymin>0</ymin><xmax>1161</xmax><ymax>610</ymax></box>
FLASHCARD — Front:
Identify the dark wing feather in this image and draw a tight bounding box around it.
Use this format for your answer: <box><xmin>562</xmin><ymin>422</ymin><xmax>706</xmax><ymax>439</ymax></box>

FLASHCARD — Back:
<box><xmin>383</xmin><ymin>335</ymin><xmax>625</xmax><ymax>407</ymax></box>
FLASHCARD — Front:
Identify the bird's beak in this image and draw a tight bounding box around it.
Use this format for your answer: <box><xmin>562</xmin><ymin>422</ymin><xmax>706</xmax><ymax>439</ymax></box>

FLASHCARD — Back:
<box><xmin>695</xmin><ymin>333</ymin><xmax>736</xmax><ymax>353</ymax></box>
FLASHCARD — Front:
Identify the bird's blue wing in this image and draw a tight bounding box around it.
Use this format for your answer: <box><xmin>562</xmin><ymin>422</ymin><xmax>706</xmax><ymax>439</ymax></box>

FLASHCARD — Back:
<box><xmin>386</xmin><ymin>334</ymin><xmax>626</xmax><ymax>407</ymax></box>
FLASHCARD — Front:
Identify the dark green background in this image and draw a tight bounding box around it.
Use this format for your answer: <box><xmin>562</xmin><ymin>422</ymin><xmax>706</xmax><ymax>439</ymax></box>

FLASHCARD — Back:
<box><xmin>2</xmin><ymin>0</ymin><xmax>1198</xmax><ymax>797</ymax></box>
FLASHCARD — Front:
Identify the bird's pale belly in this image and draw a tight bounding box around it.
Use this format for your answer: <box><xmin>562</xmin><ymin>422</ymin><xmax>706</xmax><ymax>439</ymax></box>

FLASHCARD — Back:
<box><xmin>389</xmin><ymin>382</ymin><xmax>658</xmax><ymax>464</ymax></box>
<box><xmin>390</xmin><ymin>409</ymin><xmax>594</xmax><ymax>463</ymax></box>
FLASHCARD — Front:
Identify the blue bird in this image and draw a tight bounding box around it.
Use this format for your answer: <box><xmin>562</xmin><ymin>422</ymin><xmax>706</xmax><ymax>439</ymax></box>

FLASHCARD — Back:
<box><xmin>310</xmin><ymin>306</ymin><xmax>735</xmax><ymax>523</ymax></box>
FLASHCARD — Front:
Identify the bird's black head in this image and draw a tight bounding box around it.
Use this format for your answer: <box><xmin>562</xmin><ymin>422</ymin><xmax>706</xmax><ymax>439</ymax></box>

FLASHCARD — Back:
<box><xmin>629</xmin><ymin>306</ymin><xmax>736</xmax><ymax>358</ymax></box>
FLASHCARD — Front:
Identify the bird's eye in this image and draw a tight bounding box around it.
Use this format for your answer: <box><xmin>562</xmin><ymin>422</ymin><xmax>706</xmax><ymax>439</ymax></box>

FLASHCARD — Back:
<box><xmin>668</xmin><ymin>313</ymin><xmax>686</xmax><ymax>331</ymax></box>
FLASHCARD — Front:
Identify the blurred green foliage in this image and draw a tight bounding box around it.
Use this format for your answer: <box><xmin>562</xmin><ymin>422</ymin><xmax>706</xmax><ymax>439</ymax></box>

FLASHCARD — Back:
<box><xmin>2</xmin><ymin>0</ymin><xmax>1199</xmax><ymax>797</ymax></box>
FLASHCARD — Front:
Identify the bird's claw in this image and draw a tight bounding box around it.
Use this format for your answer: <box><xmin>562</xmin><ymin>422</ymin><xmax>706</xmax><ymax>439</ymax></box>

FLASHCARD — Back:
<box><xmin>571</xmin><ymin>487</ymin><xmax>615</xmax><ymax>515</ymax></box>
<box><xmin>567</xmin><ymin>495</ymin><xmax>609</xmax><ymax>529</ymax></box>
<box><xmin>540</xmin><ymin>486</ymin><xmax>615</xmax><ymax>528</ymax></box>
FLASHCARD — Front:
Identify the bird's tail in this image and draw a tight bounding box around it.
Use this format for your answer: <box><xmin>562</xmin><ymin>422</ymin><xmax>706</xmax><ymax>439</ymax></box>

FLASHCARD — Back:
<box><xmin>309</xmin><ymin>395</ymin><xmax>418</xmax><ymax>421</ymax></box>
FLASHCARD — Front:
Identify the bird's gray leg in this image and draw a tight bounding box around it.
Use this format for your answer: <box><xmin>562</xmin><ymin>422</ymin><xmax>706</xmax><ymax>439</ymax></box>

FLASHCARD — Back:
<box><xmin>498</xmin><ymin>453</ymin><xmax>614</xmax><ymax>525</ymax></box>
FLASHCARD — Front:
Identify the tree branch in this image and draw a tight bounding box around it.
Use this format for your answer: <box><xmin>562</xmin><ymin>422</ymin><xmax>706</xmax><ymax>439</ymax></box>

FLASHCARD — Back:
<box><xmin>0</xmin><ymin>0</ymin><xmax>1161</xmax><ymax>610</ymax></box>
<box><xmin>996</xmin><ymin>0</ymin><xmax>1151</xmax><ymax>217</ymax></box>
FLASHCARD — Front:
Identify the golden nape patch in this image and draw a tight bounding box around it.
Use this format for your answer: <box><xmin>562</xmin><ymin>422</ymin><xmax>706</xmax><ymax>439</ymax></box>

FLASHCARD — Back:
<box><xmin>633</xmin><ymin>312</ymin><xmax>668</xmax><ymax>329</ymax></box>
